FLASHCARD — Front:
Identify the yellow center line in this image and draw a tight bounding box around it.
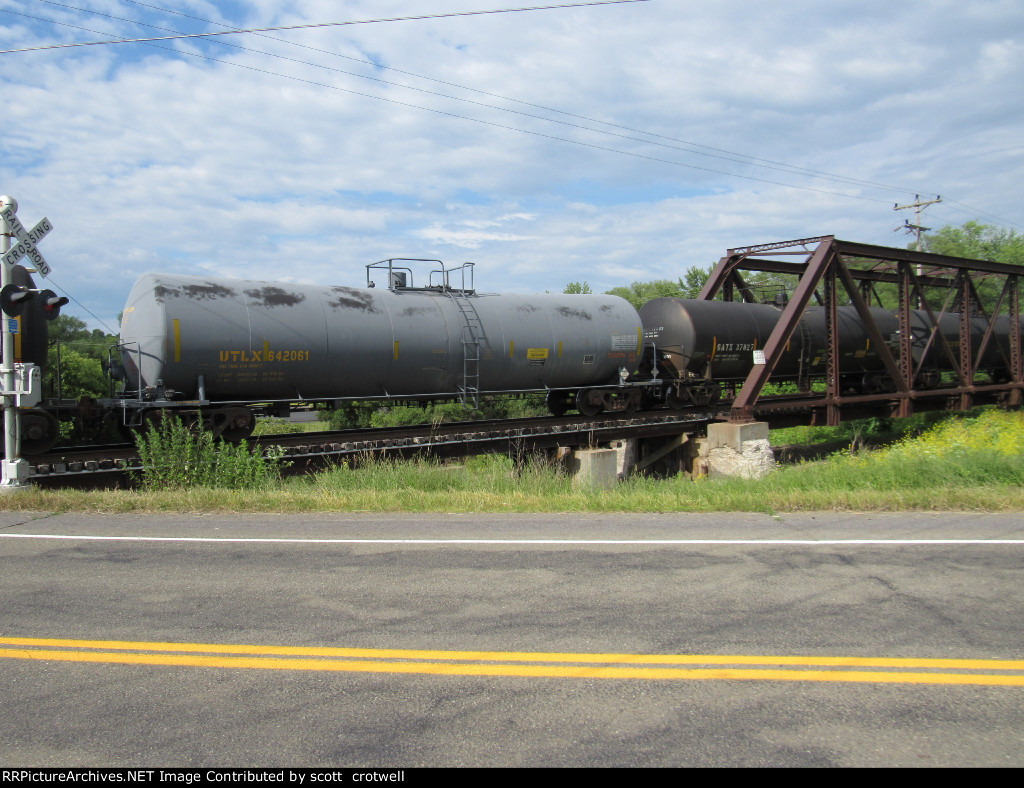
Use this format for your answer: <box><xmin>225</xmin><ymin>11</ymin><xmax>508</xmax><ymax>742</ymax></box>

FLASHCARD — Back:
<box><xmin>2</xmin><ymin>636</ymin><xmax>1023</xmax><ymax>670</ymax></box>
<box><xmin>2</xmin><ymin>638</ymin><xmax>1023</xmax><ymax>686</ymax></box>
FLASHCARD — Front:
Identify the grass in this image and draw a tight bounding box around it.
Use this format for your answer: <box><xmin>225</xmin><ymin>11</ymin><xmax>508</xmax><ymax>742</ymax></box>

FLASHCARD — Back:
<box><xmin>6</xmin><ymin>409</ymin><xmax>1024</xmax><ymax>514</ymax></box>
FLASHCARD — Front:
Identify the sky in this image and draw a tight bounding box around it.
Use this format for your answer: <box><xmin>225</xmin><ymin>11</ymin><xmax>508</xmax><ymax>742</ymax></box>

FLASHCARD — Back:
<box><xmin>1</xmin><ymin>0</ymin><xmax>1022</xmax><ymax>332</ymax></box>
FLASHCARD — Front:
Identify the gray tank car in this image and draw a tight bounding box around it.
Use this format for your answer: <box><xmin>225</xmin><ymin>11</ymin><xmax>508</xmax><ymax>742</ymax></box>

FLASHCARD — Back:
<box><xmin>638</xmin><ymin>297</ymin><xmax>1022</xmax><ymax>404</ymax></box>
<box><xmin>118</xmin><ymin>261</ymin><xmax>643</xmax><ymax>436</ymax></box>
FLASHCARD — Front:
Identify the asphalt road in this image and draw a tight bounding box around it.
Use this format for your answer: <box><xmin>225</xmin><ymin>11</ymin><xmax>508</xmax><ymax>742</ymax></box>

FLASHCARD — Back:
<box><xmin>1</xmin><ymin>511</ymin><xmax>1022</xmax><ymax>767</ymax></box>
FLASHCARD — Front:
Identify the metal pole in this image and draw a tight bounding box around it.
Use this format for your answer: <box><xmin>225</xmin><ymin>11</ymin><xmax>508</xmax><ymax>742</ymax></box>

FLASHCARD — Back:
<box><xmin>0</xmin><ymin>195</ymin><xmax>27</xmax><ymax>489</ymax></box>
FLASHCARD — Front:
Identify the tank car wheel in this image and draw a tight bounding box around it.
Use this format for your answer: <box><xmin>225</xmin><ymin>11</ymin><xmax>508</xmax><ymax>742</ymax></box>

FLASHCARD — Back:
<box><xmin>140</xmin><ymin>408</ymin><xmax>197</xmax><ymax>432</ymax></box>
<box><xmin>623</xmin><ymin>391</ymin><xmax>641</xmax><ymax>414</ymax></box>
<box><xmin>575</xmin><ymin>389</ymin><xmax>603</xmax><ymax>417</ymax></box>
<box><xmin>860</xmin><ymin>372</ymin><xmax>892</xmax><ymax>394</ymax></box>
<box><xmin>212</xmin><ymin>407</ymin><xmax>257</xmax><ymax>443</ymax></box>
<box><xmin>665</xmin><ymin>386</ymin><xmax>687</xmax><ymax>410</ymax></box>
<box><xmin>687</xmin><ymin>381</ymin><xmax>720</xmax><ymax>407</ymax></box>
<box><xmin>19</xmin><ymin>408</ymin><xmax>60</xmax><ymax>456</ymax></box>
<box><xmin>546</xmin><ymin>391</ymin><xmax>571</xmax><ymax>417</ymax></box>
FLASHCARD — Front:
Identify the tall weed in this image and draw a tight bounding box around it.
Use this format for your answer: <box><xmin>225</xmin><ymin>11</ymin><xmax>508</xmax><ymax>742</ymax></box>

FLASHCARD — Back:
<box><xmin>133</xmin><ymin>414</ymin><xmax>286</xmax><ymax>491</ymax></box>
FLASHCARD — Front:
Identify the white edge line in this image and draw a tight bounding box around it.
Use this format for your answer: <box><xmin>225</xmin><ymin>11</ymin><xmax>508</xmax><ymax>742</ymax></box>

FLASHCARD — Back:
<box><xmin>1</xmin><ymin>534</ymin><xmax>1024</xmax><ymax>545</ymax></box>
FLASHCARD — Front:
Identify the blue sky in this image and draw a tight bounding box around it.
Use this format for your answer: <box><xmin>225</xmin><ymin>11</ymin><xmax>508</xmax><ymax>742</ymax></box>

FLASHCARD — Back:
<box><xmin>1</xmin><ymin>0</ymin><xmax>1022</xmax><ymax>331</ymax></box>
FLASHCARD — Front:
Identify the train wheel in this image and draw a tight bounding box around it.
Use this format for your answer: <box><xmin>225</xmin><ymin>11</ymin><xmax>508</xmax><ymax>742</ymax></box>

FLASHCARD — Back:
<box><xmin>211</xmin><ymin>407</ymin><xmax>256</xmax><ymax>442</ymax></box>
<box><xmin>860</xmin><ymin>372</ymin><xmax>884</xmax><ymax>394</ymax></box>
<box><xmin>141</xmin><ymin>409</ymin><xmax>197</xmax><ymax>432</ymax></box>
<box><xmin>546</xmin><ymin>391</ymin><xmax>571</xmax><ymax>417</ymax></box>
<box><xmin>686</xmin><ymin>381</ymin><xmax>721</xmax><ymax>407</ymax></box>
<box><xmin>20</xmin><ymin>408</ymin><xmax>60</xmax><ymax>455</ymax></box>
<box><xmin>576</xmin><ymin>389</ymin><xmax>603</xmax><ymax>417</ymax></box>
<box><xmin>665</xmin><ymin>386</ymin><xmax>687</xmax><ymax>410</ymax></box>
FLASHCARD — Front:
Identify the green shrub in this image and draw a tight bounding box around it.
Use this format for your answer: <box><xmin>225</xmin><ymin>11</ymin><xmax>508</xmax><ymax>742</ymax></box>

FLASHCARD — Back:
<box><xmin>133</xmin><ymin>414</ymin><xmax>286</xmax><ymax>491</ymax></box>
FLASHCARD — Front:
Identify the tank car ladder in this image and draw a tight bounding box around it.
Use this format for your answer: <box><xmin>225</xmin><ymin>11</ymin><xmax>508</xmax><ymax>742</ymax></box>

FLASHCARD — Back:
<box><xmin>448</xmin><ymin>291</ymin><xmax>483</xmax><ymax>409</ymax></box>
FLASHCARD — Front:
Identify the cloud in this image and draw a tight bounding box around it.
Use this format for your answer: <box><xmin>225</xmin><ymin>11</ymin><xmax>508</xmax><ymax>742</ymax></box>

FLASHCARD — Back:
<box><xmin>0</xmin><ymin>0</ymin><xmax>1021</xmax><ymax>328</ymax></box>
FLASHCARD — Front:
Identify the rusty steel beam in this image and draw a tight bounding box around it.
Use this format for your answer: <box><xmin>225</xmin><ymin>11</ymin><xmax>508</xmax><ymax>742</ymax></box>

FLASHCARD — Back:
<box><xmin>698</xmin><ymin>254</ymin><xmax>735</xmax><ymax>301</ymax></box>
<box><xmin>823</xmin><ymin>268</ymin><xmax>841</xmax><ymax>426</ymax></box>
<box><xmin>834</xmin><ymin>239</ymin><xmax>1024</xmax><ymax>277</ymax></box>
<box><xmin>909</xmin><ymin>276</ymin><xmax>958</xmax><ymax>384</ymax></box>
<box><xmin>832</xmin><ymin>251</ymin><xmax>907</xmax><ymax>393</ymax></box>
<box><xmin>968</xmin><ymin>276</ymin><xmax>1013</xmax><ymax>379</ymax></box>
<box><xmin>709</xmin><ymin>257</ymin><xmax>958</xmax><ymax>290</ymax></box>
<box><xmin>958</xmin><ymin>272</ymin><xmax>975</xmax><ymax>410</ymax></box>
<box><xmin>1010</xmin><ymin>277</ymin><xmax>1022</xmax><ymax>407</ymax></box>
<box><xmin>730</xmin><ymin>239</ymin><xmax>837</xmax><ymax>421</ymax></box>
<box><xmin>698</xmin><ymin>235</ymin><xmax>1023</xmax><ymax>423</ymax></box>
<box><xmin>727</xmin><ymin>236</ymin><xmax>832</xmax><ymax>256</ymax></box>
<box><xmin>906</xmin><ymin>267</ymin><xmax>966</xmax><ymax>387</ymax></box>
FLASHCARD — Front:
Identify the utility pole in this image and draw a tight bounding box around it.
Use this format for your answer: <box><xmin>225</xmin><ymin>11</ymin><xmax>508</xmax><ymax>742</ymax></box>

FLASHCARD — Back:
<box><xmin>895</xmin><ymin>195</ymin><xmax>942</xmax><ymax>308</ymax></box>
<box><xmin>894</xmin><ymin>194</ymin><xmax>942</xmax><ymax>251</ymax></box>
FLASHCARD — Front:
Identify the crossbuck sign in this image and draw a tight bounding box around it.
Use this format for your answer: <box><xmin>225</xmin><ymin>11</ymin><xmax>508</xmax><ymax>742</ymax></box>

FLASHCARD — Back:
<box><xmin>0</xmin><ymin>204</ymin><xmax>52</xmax><ymax>278</ymax></box>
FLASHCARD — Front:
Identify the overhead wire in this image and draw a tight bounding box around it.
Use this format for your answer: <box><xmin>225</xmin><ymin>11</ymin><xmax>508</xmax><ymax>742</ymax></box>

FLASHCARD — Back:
<box><xmin>4</xmin><ymin>2</ymin><xmax>1015</xmax><ymax>227</ymax></box>
<box><xmin>5</xmin><ymin>6</ymin><xmax>907</xmax><ymax>205</ymax></box>
<box><xmin>112</xmin><ymin>0</ymin><xmax>925</xmax><ymax>196</ymax></box>
<box><xmin>24</xmin><ymin>0</ymin><xmax>925</xmax><ymax>197</ymax></box>
<box><xmin>0</xmin><ymin>1</ymin><xmax>651</xmax><ymax>53</ymax></box>
<box><xmin>100</xmin><ymin>0</ymin><xmax>934</xmax><ymax>198</ymax></box>
<box><xmin>43</xmin><ymin>277</ymin><xmax>119</xmax><ymax>336</ymax></box>
<box><xmin>7</xmin><ymin>1</ymin><xmax>926</xmax><ymax>206</ymax></box>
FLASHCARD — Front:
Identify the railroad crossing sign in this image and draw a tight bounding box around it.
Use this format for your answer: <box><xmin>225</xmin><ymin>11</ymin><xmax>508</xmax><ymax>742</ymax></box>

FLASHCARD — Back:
<box><xmin>0</xmin><ymin>204</ymin><xmax>53</xmax><ymax>278</ymax></box>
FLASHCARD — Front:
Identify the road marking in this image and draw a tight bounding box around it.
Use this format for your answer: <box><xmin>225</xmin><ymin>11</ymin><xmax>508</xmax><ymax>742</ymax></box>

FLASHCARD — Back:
<box><xmin>2</xmin><ymin>637</ymin><xmax>1023</xmax><ymax>685</ymax></box>
<box><xmin>3</xmin><ymin>534</ymin><xmax>1024</xmax><ymax>546</ymax></box>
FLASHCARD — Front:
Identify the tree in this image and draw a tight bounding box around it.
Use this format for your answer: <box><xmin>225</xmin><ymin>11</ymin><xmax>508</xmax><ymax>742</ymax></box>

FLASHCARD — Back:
<box><xmin>44</xmin><ymin>314</ymin><xmax>118</xmax><ymax>400</ymax></box>
<box><xmin>922</xmin><ymin>221</ymin><xmax>1024</xmax><ymax>265</ymax></box>
<box><xmin>604</xmin><ymin>265</ymin><xmax>715</xmax><ymax>310</ymax></box>
<box><xmin>46</xmin><ymin>346</ymin><xmax>107</xmax><ymax>400</ymax></box>
<box><xmin>563</xmin><ymin>281</ymin><xmax>593</xmax><ymax>295</ymax></box>
<box><xmin>920</xmin><ymin>221</ymin><xmax>1024</xmax><ymax>312</ymax></box>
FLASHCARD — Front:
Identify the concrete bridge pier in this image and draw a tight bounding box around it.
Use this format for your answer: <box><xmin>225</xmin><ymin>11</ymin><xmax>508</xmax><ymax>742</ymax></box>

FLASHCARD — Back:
<box><xmin>694</xmin><ymin>421</ymin><xmax>776</xmax><ymax>480</ymax></box>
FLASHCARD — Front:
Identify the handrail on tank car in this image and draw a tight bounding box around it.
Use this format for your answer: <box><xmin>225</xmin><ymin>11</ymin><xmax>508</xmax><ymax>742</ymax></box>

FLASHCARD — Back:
<box><xmin>365</xmin><ymin>259</ymin><xmax>476</xmax><ymax>293</ymax></box>
<box><xmin>366</xmin><ymin>258</ymin><xmax>444</xmax><ymax>291</ymax></box>
<box><xmin>430</xmin><ymin>261</ymin><xmax>475</xmax><ymax>294</ymax></box>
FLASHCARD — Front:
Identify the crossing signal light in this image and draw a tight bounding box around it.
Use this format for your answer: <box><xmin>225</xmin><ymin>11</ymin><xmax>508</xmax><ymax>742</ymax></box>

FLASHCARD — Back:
<box><xmin>38</xmin><ymin>289</ymin><xmax>69</xmax><ymax>320</ymax></box>
<box><xmin>0</xmin><ymin>284</ymin><xmax>34</xmax><ymax>317</ymax></box>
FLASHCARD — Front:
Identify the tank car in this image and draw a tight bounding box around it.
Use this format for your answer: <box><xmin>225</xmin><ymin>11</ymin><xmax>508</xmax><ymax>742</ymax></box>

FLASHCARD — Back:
<box><xmin>638</xmin><ymin>297</ymin><xmax>1023</xmax><ymax>405</ymax></box>
<box><xmin>117</xmin><ymin>260</ymin><xmax>644</xmax><ymax>436</ymax></box>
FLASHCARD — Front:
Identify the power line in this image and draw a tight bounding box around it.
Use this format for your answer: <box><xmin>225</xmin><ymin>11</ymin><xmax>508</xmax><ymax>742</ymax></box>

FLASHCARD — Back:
<box><xmin>939</xmin><ymin>200</ymin><xmax>1021</xmax><ymax>231</ymax></box>
<box><xmin>4</xmin><ymin>3</ymin><xmax>1015</xmax><ymax>226</ymax></box>
<box><xmin>14</xmin><ymin>0</ymin><xmax>932</xmax><ymax>203</ymax></box>
<box><xmin>27</xmin><ymin>0</ymin><xmax>929</xmax><ymax>197</ymax></box>
<box><xmin>8</xmin><ymin>4</ymin><xmax>903</xmax><ymax>202</ymax></box>
<box><xmin>108</xmin><ymin>0</ymin><xmax>928</xmax><ymax>197</ymax></box>
<box><xmin>44</xmin><ymin>277</ymin><xmax>118</xmax><ymax>336</ymax></box>
<box><xmin>0</xmin><ymin>1</ymin><xmax>651</xmax><ymax>54</ymax></box>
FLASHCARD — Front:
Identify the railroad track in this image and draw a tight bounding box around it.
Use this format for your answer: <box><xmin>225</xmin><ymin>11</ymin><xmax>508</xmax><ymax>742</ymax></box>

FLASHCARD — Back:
<box><xmin>28</xmin><ymin>385</ymin><xmax>1015</xmax><ymax>488</ymax></box>
<box><xmin>27</xmin><ymin>408</ymin><xmax>721</xmax><ymax>487</ymax></box>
